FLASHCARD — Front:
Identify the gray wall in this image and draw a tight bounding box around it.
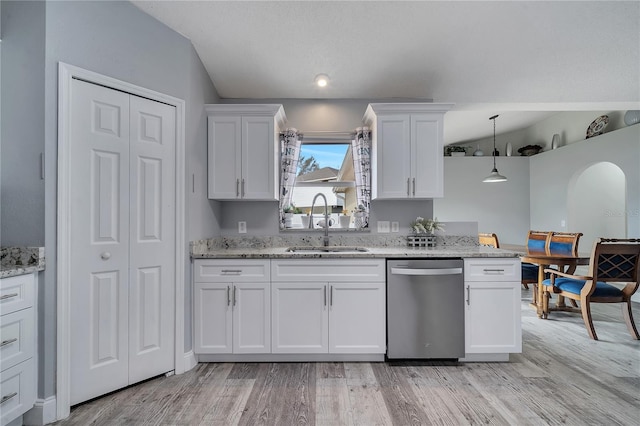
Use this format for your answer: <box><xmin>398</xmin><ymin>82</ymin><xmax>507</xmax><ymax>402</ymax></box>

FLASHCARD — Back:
<box><xmin>529</xmin><ymin>124</ymin><xmax>640</xmax><ymax>241</ymax></box>
<box><xmin>0</xmin><ymin>0</ymin><xmax>221</xmax><ymax>402</ymax></box>
<box><xmin>1</xmin><ymin>0</ymin><xmax>45</xmax><ymax>246</ymax></box>
<box><xmin>434</xmin><ymin>157</ymin><xmax>530</xmax><ymax>245</ymax></box>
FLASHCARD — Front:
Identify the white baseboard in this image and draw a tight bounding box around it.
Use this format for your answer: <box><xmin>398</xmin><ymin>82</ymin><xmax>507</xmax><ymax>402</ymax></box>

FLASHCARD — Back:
<box><xmin>183</xmin><ymin>350</ymin><xmax>197</xmax><ymax>372</ymax></box>
<box><xmin>23</xmin><ymin>396</ymin><xmax>57</xmax><ymax>426</ymax></box>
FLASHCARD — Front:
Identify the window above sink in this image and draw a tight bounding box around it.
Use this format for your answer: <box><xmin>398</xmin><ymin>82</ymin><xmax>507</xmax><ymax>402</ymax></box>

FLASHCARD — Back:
<box><xmin>279</xmin><ymin>129</ymin><xmax>371</xmax><ymax>231</ymax></box>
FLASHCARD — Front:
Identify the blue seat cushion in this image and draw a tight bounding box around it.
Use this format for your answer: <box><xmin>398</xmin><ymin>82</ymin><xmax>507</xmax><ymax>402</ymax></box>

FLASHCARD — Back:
<box><xmin>542</xmin><ymin>277</ymin><xmax>623</xmax><ymax>297</ymax></box>
<box><xmin>522</xmin><ymin>263</ymin><xmax>540</xmax><ymax>281</ymax></box>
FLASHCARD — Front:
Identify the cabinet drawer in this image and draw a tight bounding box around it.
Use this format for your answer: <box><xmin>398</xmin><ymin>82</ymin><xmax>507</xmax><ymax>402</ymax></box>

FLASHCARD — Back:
<box><xmin>1</xmin><ymin>308</ymin><xmax>34</xmax><ymax>372</ymax></box>
<box><xmin>0</xmin><ymin>358</ymin><xmax>36</xmax><ymax>425</ymax></box>
<box><xmin>194</xmin><ymin>259</ymin><xmax>270</xmax><ymax>282</ymax></box>
<box><xmin>271</xmin><ymin>259</ymin><xmax>385</xmax><ymax>282</ymax></box>
<box><xmin>464</xmin><ymin>259</ymin><xmax>521</xmax><ymax>282</ymax></box>
<box><xmin>0</xmin><ymin>274</ymin><xmax>35</xmax><ymax>316</ymax></box>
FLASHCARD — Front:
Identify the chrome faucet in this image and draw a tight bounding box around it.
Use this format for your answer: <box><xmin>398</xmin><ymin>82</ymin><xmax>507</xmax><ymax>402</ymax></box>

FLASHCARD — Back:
<box><xmin>309</xmin><ymin>192</ymin><xmax>331</xmax><ymax>246</ymax></box>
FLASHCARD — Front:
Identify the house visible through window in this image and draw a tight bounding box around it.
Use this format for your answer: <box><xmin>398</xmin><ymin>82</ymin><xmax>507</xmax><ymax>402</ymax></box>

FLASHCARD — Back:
<box><xmin>293</xmin><ymin>143</ymin><xmax>354</xmax><ymax>215</ymax></box>
<box><xmin>279</xmin><ymin>129</ymin><xmax>371</xmax><ymax>230</ymax></box>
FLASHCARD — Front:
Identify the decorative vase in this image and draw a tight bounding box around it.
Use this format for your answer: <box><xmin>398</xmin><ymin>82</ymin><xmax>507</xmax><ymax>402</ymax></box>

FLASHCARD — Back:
<box><xmin>284</xmin><ymin>213</ymin><xmax>293</xmax><ymax>228</ymax></box>
<box><xmin>624</xmin><ymin>110</ymin><xmax>640</xmax><ymax>126</ymax></box>
<box><xmin>505</xmin><ymin>142</ymin><xmax>512</xmax><ymax>157</ymax></box>
<box><xmin>301</xmin><ymin>215</ymin><xmax>310</xmax><ymax>228</ymax></box>
<box><xmin>339</xmin><ymin>215</ymin><xmax>351</xmax><ymax>228</ymax></box>
<box><xmin>473</xmin><ymin>145</ymin><xmax>484</xmax><ymax>156</ymax></box>
<box><xmin>353</xmin><ymin>212</ymin><xmax>365</xmax><ymax>229</ymax></box>
<box><xmin>551</xmin><ymin>134</ymin><xmax>560</xmax><ymax>149</ymax></box>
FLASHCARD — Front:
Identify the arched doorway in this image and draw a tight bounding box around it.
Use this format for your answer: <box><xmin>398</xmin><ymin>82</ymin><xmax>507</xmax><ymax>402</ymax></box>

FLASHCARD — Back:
<box><xmin>568</xmin><ymin>162</ymin><xmax>626</xmax><ymax>252</ymax></box>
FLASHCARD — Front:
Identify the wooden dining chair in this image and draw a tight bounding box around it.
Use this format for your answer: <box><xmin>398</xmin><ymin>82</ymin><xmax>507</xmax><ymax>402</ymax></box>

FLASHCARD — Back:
<box><xmin>547</xmin><ymin>232</ymin><xmax>583</xmax><ymax>307</ymax></box>
<box><xmin>542</xmin><ymin>238</ymin><xmax>640</xmax><ymax>340</ymax></box>
<box><xmin>548</xmin><ymin>232</ymin><xmax>583</xmax><ymax>256</ymax></box>
<box><xmin>478</xmin><ymin>233</ymin><xmax>500</xmax><ymax>248</ymax></box>
<box><xmin>522</xmin><ymin>231</ymin><xmax>552</xmax><ymax>290</ymax></box>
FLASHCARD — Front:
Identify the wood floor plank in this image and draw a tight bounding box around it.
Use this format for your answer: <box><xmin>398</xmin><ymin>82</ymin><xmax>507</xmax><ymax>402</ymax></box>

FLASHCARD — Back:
<box><xmin>343</xmin><ymin>362</ymin><xmax>393</xmax><ymax>426</ymax></box>
<box><xmin>238</xmin><ymin>363</ymin><xmax>316</xmax><ymax>426</ymax></box>
<box><xmin>370</xmin><ymin>362</ymin><xmax>432</xmax><ymax>425</ymax></box>
<box><xmin>315</xmin><ymin>378</ymin><xmax>354</xmax><ymax>426</ymax></box>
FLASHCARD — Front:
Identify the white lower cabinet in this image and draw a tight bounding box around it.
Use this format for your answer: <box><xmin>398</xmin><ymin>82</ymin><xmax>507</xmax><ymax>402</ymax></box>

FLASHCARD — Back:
<box><xmin>271</xmin><ymin>282</ymin><xmax>328</xmax><ymax>353</ymax></box>
<box><xmin>193</xmin><ymin>260</ymin><xmax>270</xmax><ymax>354</ymax></box>
<box><xmin>1</xmin><ymin>273</ymin><xmax>36</xmax><ymax>426</ymax></box>
<box><xmin>271</xmin><ymin>259</ymin><xmax>386</xmax><ymax>355</ymax></box>
<box><xmin>463</xmin><ymin>259</ymin><xmax>522</xmax><ymax>356</ymax></box>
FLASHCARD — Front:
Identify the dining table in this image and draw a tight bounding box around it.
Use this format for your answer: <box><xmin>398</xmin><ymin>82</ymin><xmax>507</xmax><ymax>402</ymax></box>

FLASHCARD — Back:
<box><xmin>518</xmin><ymin>248</ymin><xmax>590</xmax><ymax>319</ymax></box>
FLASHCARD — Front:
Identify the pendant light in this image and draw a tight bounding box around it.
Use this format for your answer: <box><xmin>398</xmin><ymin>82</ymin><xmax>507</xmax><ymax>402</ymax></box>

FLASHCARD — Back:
<box><xmin>483</xmin><ymin>114</ymin><xmax>507</xmax><ymax>183</ymax></box>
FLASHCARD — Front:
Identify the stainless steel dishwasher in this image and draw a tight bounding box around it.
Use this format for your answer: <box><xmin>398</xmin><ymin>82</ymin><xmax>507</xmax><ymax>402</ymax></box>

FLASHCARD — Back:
<box><xmin>387</xmin><ymin>259</ymin><xmax>464</xmax><ymax>359</ymax></box>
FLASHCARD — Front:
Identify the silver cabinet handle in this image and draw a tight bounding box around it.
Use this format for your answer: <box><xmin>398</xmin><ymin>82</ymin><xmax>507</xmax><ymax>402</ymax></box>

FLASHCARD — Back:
<box><xmin>236</xmin><ymin>178</ymin><xmax>240</xmax><ymax>197</ymax></box>
<box><xmin>233</xmin><ymin>286</ymin><xmax>237</xmax><ymax>306</ymax></box>
<box><xmin>483</xmin><ymin>268</ymin><xmax>505</xmax><ymax>274</ymax></box>
<box><xmin>330</xmin><ymin>285</ymin><xmax>334</xmax><ymax>306</ymax></box>
<box><xmin>221</xmin><ymin>270</ymin><xmax>241</xmax><ymax>275</ymax></box>
<box><xmin>412</xmin><ymin>178</ymin><xmax>416</xmax><ymax>196</ymax></box>
<box><xmin>407</xmin><ymin>178</ymin><xmax>410</xmax><ymax>196</ymax></box>
<box><xmin>324</xmin><ymin>285</ymin><xmax>327</xmax><ymax>306</ymax></box>
<box><xmin>226</xmin><ymin>286</ymin><xmax>231</xmax><ymax>306</ymax></box>
<box><xmin>1</xmin><ymin>392</ymin><xmax>17</xmax><ymax>404</ymax></box>
<box><xmin>241</xmin><ymin>179</ymin><xmax>245</xmax><ymax>197</ymax></box>
<box><xmin>466</xmin><ymin>285</ymin><xmax>470</xmax><ymax>305</ymax></box>
<box><xmin>101</xmin><ymin>252</ymin><xmax>111</xmax><ymax>260</ymax></box>
<box><xmin>1</xmin><ymin>338</ymin><xmax>18</xmax><ymax>347</ymax></box>
<box><xmin>1</xmin><ymin>293</ymin><xmax>18</xmax><ymax>301</ymax></box>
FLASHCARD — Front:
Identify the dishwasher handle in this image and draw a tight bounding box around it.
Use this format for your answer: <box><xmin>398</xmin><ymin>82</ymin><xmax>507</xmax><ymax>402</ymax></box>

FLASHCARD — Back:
<box><xmin>390</xmin><ymin>267</ymin><xmax>462</xmax><ymax>276</ymax></box>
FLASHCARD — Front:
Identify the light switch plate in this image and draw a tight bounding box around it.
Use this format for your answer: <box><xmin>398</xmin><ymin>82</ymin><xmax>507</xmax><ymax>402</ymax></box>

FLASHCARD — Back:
<box><xmin>238</xmin><ymin>221</ymin><xmax>247</xmax><ymax>233</ymax></box>
<box><xmin>391</xmin><ymin>222</ymin><xmax>399</xmax><ymax>232</ymax></box>
<box><xmin>378</xmin><ymin>221</ymin><xmax>390</xmax><ymax>233</ymax></box>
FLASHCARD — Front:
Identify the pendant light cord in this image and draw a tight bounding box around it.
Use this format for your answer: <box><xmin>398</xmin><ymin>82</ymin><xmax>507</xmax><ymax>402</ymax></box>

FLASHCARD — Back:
<box><xmin>490</xmin><ymin>114</ymin><xmax>498</xmax><ymax>169</ymax></box>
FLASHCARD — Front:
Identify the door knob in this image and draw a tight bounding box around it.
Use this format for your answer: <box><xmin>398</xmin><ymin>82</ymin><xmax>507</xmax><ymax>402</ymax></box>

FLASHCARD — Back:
<box><xmin>100</xmin><ymin>252</ymin><xmax>111</xmax><ymax>260</ymax></box>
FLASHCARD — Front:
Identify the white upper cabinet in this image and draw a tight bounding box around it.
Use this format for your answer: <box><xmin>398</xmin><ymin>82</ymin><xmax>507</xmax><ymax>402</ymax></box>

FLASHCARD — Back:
<box><xmin>206</xmin><ymin>104</ymin><xmax>286</xmax><ymax>200</ymax></box>
<box><xmin>363</xmin><ymin>103</ymin><xmax>453</xmax><ymax>199</ymax></box>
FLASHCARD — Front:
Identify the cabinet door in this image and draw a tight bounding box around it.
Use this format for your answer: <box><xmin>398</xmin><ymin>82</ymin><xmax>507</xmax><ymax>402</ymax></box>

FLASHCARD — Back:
<box><xmin>242</xmin><ymin>116</ymin><xmax>277</xmax><ymax>200</ymax></box>
<box><xmin>464</xmin><ymin>281</ymin><xmax>522</xmax><ymax>354</ymax></box>
<box><xmin>208</xmin><ymin>115</ymin><xmax>242</xmax><ymax>199</ymax></box>
<box><xmin>374</xmin><ymin>115</ymin><xmax>412</xmax><ymax>199</ymax></box>
<box><xmin>271</xmin><ymin>282</ymin><xmax>328</xmax><ymax>353</ymax></box>
<box><xmin>412</xmin><ymin>113</ymin><xmax>444</xmax><ymax>198</ymax></box>
<box><xmin>194</xmin><ymin>282</ymin><xmax>232</xmax><ymax>354</ymax></box>
<box><xmin>328</xmin><ymin>282</ymin><xmax>386</xmax><ymax>354</ymax></box>
<box><xmin>233</xmin><ymin>282</ymin><xmax>271</xmax><ymax>354</ymax></box>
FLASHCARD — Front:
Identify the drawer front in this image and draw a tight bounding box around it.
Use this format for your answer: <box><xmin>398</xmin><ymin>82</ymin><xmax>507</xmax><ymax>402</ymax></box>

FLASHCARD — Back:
<box><xmin>194</xmin><ymin>259</ymin><xmax>270</xmax><ymax>282</ymax></box>
<box><xmin>1</xmin><ymin>308</ymin><xmax>34</xmax><ymax>372</ymax></box>
<box><xmin>0</xmin><ymin>274</ymin><xmax>35</xmax><ymax>315</ymax></box>
<box><xmin>0</xmin><ymin>358</ymin><xmax>36</xmax><ymax>425</ymax></box>
<box><xmin>464</xmin><ymin>259</ymin><xmax>521</xmax><ymax>282</ymax></box>
<box><xmin>271</xmin><ymin>259</ymin><xmax>385</xmax><ymax>282</ymax></box>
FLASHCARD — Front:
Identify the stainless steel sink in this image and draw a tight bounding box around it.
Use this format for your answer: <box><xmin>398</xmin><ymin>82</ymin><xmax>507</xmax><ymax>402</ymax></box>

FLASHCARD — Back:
<box><xmin>285</xmin><ymin>246</ymin><xmax>369</xmax><ymax>253</ymax></box>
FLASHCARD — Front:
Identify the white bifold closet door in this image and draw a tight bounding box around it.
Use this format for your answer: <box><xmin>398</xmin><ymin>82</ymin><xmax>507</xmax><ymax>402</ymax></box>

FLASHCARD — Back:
<box><xmin>69</xmin><ymin>79</ymin><xmax>175</xmax><ymax>405</ymax></box>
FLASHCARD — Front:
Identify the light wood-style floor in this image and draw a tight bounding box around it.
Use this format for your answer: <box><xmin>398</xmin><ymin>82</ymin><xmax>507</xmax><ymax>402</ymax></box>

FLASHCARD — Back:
<box><xmin>55</xmin><ymin>291</ymin><xmax>640</xmax><ymax>426</ymax></box>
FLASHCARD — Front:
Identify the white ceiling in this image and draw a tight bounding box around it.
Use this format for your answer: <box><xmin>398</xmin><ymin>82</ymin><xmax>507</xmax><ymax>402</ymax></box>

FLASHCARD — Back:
<box><xmin>132</xmin><ymin>1</ymin><xmax>640</xmax><ymax>143</ymax></box>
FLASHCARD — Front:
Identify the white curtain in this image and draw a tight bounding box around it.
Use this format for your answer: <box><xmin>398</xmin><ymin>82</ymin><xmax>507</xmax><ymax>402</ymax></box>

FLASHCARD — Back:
<box><xmin>279</xmin><ymin>128</ymin><xmax>301</xmax><ymax>227</ymax></box>
<box><xmin>351</xmin><ymin>127</ymin><xmax>371</xmax><ymax>228</ymax></box>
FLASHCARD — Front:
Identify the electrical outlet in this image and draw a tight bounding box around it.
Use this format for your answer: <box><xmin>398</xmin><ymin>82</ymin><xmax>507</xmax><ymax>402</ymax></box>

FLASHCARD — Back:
<box><xmin>391</xmin><ymin>222</ymin><xmax>399</xmax><ymax>232</ymax></box>
<box><xmin>238</xmin><ymin>221</ymin><xmax>247</xmax><ymax>233</ymax></box>
<box><xmin>378</xmin><ymin>220</ymin><xmax>390</xmax><ymax>233</ymax></box>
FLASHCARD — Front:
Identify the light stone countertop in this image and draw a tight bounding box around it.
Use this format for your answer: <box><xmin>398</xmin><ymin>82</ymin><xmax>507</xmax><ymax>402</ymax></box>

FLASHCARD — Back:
<box><xmin>191</xmin><ymin>235</ymin><xmax>521</xmax><ymax>259</ymax></box>
<box><xmin>1</xmin><ymin>246</ymin><xmax>46</xmax><ymax>278</ymax></box>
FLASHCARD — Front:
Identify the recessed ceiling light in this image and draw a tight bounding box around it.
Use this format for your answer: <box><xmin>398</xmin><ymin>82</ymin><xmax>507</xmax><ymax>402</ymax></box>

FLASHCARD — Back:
<box><xmin>315</xmin><ymin>74</ymin><xmax>329</xmax><ymax>88</ymax></box>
